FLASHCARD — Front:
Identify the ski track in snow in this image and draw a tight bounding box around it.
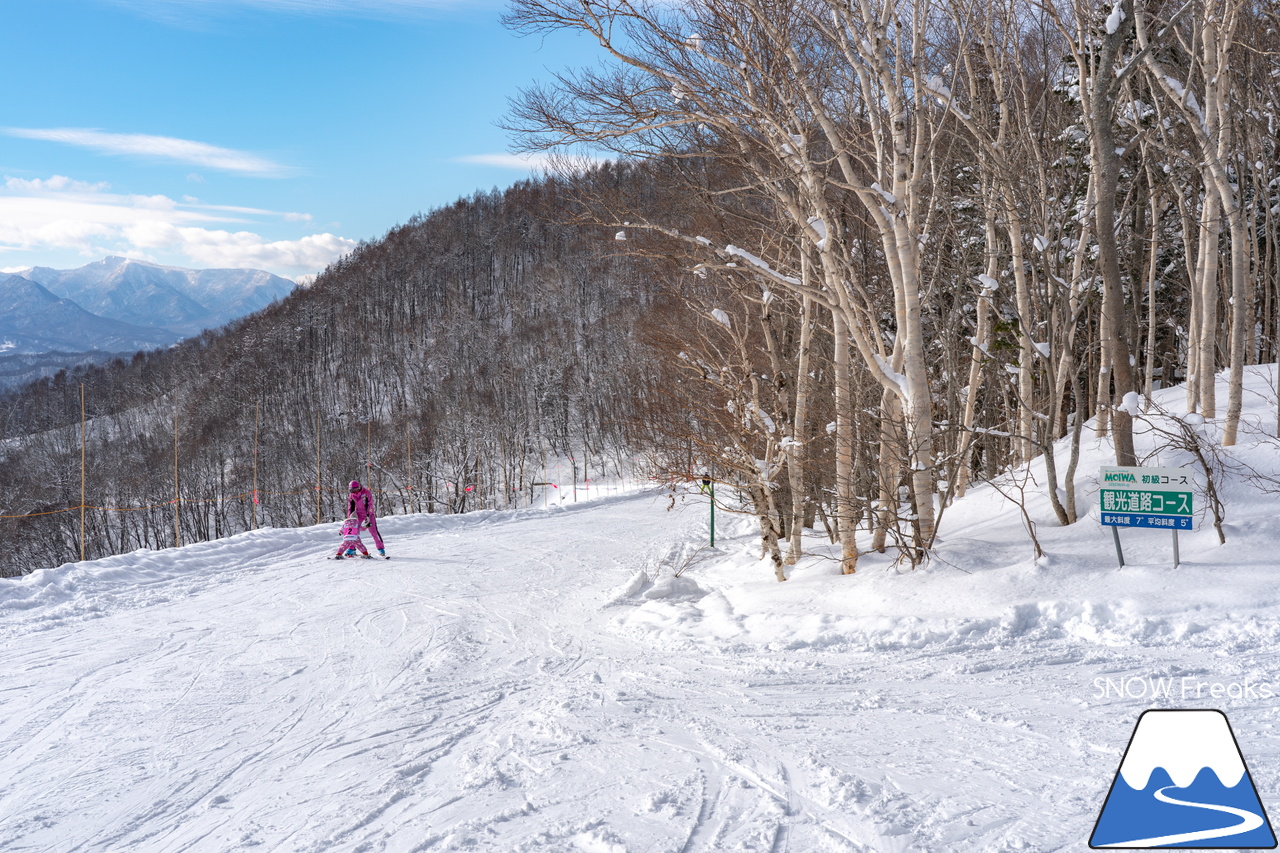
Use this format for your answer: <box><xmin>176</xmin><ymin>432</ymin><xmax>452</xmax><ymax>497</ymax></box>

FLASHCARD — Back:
<box><xmin>4</xmin><ymin>435</ymin><xmax>1280</xmax><ymax>853</ymax></box>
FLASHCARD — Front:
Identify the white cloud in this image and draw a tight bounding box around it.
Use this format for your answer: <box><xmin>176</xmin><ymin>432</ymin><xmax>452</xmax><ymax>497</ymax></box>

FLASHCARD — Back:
<box><xmin>455</xmin><ymin>151</ymin><xmax>613</xmax><ymax>172</ymax></box>
<box><xmin>0</xmin><ymin>174</ymin><xmax>351</xmax><ymax>275</ymax></box>
<box><xmin>121</xmin><ymin>221</ymin><xmax>355</xmax><ymax>270</ymax></box>
<box><xmin>455</xmin><ymin>153</ymin><xmax>558</xmax><ymax>171</ymax></box>
<box><xmin>4</xmin><ymin>128</ymin><xmax>294</xmax><ymax>177</ymax></box>
<box><xmin>5</xmin><ymin>175</ymin><xmax>111</xmax><ymax>193</ymax></box>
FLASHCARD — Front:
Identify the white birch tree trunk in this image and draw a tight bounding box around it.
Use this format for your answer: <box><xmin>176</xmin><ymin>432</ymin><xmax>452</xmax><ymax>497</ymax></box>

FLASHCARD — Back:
<box><xmin>1137</xmin><ymin>0</ymin><xmax>1251</xmax><ymax>440</ymax></box>
<box><xmin>832</xmin><ymin>311</ymin><xmax>858</xmax><ymax>574</ymax></box>
<box><xmin>785</xmin><ymin>291</ymin><xmax>813</xmax><ymax>566</ymax></box>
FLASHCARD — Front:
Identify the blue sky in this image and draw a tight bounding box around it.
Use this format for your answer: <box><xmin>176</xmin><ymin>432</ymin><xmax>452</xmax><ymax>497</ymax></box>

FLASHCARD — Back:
<box><xmin>0</xmin><ymin>0</ymin><xmax>602</xmax><ymax>280</ymax></box>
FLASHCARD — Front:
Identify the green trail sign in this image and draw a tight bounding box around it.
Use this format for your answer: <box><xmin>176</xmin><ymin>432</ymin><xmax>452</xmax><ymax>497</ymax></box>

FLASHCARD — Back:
<box><xmin>1099</xmin><ymin>466</ymin><xmax>1194</xmax><ymax>531</ymax></box>
<box><xmin>1099</xmin><ymin>466</ymin><xmax>1195</xmax><ymax>568</ymax></box>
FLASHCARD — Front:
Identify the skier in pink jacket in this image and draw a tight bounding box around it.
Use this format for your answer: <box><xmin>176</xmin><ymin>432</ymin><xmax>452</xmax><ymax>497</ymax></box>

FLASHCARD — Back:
<box><xmin>347</xmin><ymin>480</ymin><xmax>387</xmax><ymax>557</ymax></box>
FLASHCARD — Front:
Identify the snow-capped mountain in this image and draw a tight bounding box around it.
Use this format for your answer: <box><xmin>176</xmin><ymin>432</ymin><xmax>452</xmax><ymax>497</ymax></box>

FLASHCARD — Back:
<box><xmin>1093</xmin><ymin>709</ymin><xmax>1274</xmax><ymax>848</ymax></box>
<box><xmin>0</xmin><ymin>274</ymin><xmax>175</xmax><ymax>355</ymax></box>
<box><xmin>1118</xmin><ymin>710</ymin><xmax>1246</xmax><ymax>790</ymax></box>
<box><xmin>17</xmin><ymin>256</ymin><xmax>297</xmax><ymax>338</ymax></box>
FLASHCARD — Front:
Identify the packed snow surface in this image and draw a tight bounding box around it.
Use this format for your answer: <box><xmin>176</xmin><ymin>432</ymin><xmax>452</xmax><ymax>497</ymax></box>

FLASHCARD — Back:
<box><xmin>5</xmin><ymin>367</ymin><xmax>1280</xmax><ymax>851</ymax></box>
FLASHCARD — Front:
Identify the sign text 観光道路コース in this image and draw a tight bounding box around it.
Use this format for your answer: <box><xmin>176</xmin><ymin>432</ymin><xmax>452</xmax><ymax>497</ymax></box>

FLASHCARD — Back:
<box><xmin>1099</xmin><ymin>466</ymin><xmax>1194</xmax><ymax>531</ymax></box>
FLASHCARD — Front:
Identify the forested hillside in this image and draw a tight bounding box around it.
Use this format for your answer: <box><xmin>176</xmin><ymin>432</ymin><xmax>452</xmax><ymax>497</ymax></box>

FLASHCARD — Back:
<box><xmin>506</xmin><ymin>0</ymin><xmax>1280</xmax><ymax>576</ymax></box>
<box><xmin>0</xmin><ymin>175</ymin><xmax>666</xmax><ymax>576</ymax></box>
<box><xmin>5</xmin><ymin>0</ymin><xmax>1280</xmax><ymax>583</ymax></box>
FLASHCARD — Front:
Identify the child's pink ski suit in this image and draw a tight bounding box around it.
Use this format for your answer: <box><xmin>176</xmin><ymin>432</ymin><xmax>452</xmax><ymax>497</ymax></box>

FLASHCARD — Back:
<box><xmin>335</xmin><ymin>517</ymin><xmax>369</xmax><ymax>557</ymax></box>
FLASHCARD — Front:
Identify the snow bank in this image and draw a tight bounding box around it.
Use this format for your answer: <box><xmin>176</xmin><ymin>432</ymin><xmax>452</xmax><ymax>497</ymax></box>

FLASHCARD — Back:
<box><xmin>612</xmin><ymin>365</ymin><xmax>1280</xmax><ymax>659</ymax></box>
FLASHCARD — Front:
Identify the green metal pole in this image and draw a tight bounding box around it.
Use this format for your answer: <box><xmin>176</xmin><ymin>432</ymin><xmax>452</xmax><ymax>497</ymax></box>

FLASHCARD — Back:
<box><xmin>710</xmin><ymin>481</ymin><xmax>715</xmax><ymax>548</ymax></box>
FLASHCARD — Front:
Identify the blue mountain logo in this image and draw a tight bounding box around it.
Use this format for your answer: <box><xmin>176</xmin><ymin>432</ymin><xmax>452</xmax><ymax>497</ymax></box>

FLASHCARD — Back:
<box><xmin>1091</xmin><ymin>709</ymin><xmax>1276</xmax><ymax>848</ymax></box>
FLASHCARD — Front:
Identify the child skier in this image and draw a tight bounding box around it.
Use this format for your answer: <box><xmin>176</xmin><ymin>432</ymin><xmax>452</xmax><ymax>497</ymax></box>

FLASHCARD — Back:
<box><xmin>333</xmin><ymin>515</ymin><xmax>373</xmax><ymax>559</ymax></box>
<box><xmin>347</xmin><ymin>480</ymin><xmax>387</xmax><ymax>558</ymax></box>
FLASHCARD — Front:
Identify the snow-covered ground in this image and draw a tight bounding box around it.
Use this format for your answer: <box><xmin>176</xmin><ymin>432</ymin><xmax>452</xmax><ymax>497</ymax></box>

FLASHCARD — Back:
<box><xmin>5</xmin><ymin>368</ymin><xmax>1280</xmax><ymax>852</ymax></box>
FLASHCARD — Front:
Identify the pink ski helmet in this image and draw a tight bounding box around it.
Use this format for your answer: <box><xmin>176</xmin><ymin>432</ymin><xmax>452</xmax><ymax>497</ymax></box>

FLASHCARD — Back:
<box><xmin>349</xmin><ymin>480</ymin><xmax>362</xmax><ymax>492</ymax></box>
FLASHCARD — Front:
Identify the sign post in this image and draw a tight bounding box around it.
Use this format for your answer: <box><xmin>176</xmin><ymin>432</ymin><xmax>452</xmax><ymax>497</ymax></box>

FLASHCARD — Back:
<box><xmin>1099</xmin><ymin>466</ymin><xmax>1194</xmax><ymax>568</ymax></box>
<box><xmin>700</xmin><ymin>474</ymin><xmax>715</xmax><ymax>547</ymax></box>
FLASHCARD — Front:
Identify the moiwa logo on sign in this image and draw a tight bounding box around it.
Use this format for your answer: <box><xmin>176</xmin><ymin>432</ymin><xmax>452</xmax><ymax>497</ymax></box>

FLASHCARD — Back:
<box><xmin>1091</xmin><ymin>710</ymin><xmax>1276</xmax><ymax>848</ymax></box>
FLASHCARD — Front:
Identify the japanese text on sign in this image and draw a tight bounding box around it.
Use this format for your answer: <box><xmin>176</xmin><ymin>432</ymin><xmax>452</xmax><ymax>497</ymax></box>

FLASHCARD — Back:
<box><xmin>1099</xmin><ymin>466</ymin><xmax>1195</xmax><ymax>530</ymax></box>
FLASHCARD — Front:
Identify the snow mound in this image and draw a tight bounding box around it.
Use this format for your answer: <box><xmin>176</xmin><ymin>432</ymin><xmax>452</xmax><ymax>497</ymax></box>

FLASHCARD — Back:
<box><xmin>604</xmin><ymin>569</ymin><xmax>652</xmax><ymax>604</ymax></box>
<box><xmin>641</xmin><ymin>574</ymin><xmax>706</xmax><ymax>601</ymax></box>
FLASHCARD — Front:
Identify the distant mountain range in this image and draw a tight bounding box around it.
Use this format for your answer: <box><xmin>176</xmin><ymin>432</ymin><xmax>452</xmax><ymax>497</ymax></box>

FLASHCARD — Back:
<box><xmin>0</xmin><ymin>274</ymin><xmax>174</xmax><ymax>355</ymax></box>
<box><xmin>0</xmin><ymin>257</ymin><xmax>297</xmax><ymax>388</ymax></box>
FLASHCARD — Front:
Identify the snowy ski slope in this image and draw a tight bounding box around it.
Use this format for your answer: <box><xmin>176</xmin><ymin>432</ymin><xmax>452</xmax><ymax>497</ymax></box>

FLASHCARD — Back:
<box><xmin>5</xmin><ymin>368</ymin><xmax>1280</xmax><ymax>851</ymax></box>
